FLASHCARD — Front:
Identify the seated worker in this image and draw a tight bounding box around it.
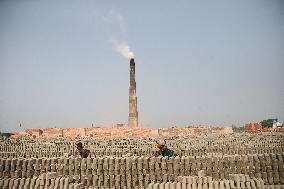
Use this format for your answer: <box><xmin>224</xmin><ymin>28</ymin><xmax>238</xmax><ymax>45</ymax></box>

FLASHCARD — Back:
<box><xmin>76</xmin><ymin>142</ymin><xmax>90</xmax><ymax>158</ymax></box>
<box><xmin>154</xmin><ymin>139</ymin><xmax>176</xmax><ymax>157</ymax></box>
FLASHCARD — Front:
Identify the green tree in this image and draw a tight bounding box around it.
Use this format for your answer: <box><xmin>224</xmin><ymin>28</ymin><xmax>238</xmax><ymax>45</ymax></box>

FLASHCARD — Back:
<box><xmin>260</xmin><ymin>119</ymin><xmax>278</xmax><ymax>128</ymax></box>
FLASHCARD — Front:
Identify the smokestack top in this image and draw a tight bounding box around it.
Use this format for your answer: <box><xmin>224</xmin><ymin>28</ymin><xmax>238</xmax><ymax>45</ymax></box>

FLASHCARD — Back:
<box><xmin>130</xmin><ymin>58</ymin><xmax>135</xmax><ymax>65</ymax></box>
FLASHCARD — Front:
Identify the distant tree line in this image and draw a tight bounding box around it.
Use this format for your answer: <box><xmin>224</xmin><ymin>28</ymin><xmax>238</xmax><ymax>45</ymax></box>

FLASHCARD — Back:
<box><xmin>0</xmin><ymin>132</ymin><xmax>14</xmax><ymax>139</ymax></box>
<box><xmin>260</xmin><ymin>119</ymin><xmax>278</xmax><ymax>128</ymax></box>
<box><xmin>232</xmin><ymin>125</ymin><xmax>245</xmax><ymax>132</ymax></box>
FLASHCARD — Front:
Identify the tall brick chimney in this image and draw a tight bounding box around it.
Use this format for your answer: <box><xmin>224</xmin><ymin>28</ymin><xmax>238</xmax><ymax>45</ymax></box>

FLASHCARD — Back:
<box><xmin>128</xmin><ymin>58</ymin><xmax>138</xmax><ymax>128</ymax></box>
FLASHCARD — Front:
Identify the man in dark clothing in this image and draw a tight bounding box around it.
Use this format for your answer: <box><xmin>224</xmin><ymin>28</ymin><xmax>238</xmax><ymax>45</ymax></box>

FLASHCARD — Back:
<box><xmin>155</xmin><ymin>139</ymin><xmax>176</xmax><ymax>157</ymax></box>
<box><xmin>76</xmin><ymin>142</ymin><xmax>90</xmax><ymax>158</ymax></box>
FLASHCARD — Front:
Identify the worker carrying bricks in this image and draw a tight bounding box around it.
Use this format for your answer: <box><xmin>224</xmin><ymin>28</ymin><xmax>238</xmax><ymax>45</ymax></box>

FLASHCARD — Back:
<box><xmin>154</xmin><ymin>139</ymin><xmax>176</xmax><ymax>157</ymax></box>
<box><xmin>76</xmin><ymin>142</ymin><xmax>90</xmax><ymax>158</ymax></box>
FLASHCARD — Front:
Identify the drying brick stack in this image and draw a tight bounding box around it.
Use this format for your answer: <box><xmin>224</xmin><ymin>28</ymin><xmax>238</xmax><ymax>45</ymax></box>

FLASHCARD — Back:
<box><xmin>0</xmin><ymin>132</ymin><xmax>283</xmax><ymax>188</ymax></box>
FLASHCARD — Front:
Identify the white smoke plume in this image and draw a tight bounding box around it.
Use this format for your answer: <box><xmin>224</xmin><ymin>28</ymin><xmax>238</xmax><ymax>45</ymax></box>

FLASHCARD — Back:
<box><xmin>111</xmin><ymin>39</ymin><xmax>134</xmax><ymax>60</ymax></box>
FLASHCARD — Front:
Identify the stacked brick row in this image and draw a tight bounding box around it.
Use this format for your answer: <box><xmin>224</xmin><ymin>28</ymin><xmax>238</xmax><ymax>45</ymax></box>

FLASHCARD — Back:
<box><xmin>1</xmin><ymin>153</ymin><xmax>283</xmax><ymax>188</ymax></box>
<box><xmin>1</xmin><ymin>133</ymin><xmax>283</xmax><ymax>158</ymax></box>
<box><xmin>0</xmin><ymin>172</ymin><xmax>83</xmax><ymax>189</ymax></box>
<box><xmin>177</xmin><ymin>146</ymin><xmax>283</xmax><ymax>157</ymax></box>
<box><xmin>0</xmin><ymin>139</ymin><xmax>155</xmax><ymax>158</ymax></box>
<box><xmin>1</xmin><ymin>146</ymin><xmax>282</xmax><ymax>159</ymax></box>
<box><xmin>146</xmin><ymin>174</ymin><xmax>267</xmax><ymax>189</ymax></box>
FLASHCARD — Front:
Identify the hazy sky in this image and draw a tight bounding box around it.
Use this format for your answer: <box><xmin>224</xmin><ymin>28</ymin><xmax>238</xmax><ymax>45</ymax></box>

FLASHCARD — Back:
<box><xmin>1</xmin><ymin>0</ymin><xmax>284</xmax><ymax>132</ymax></box>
